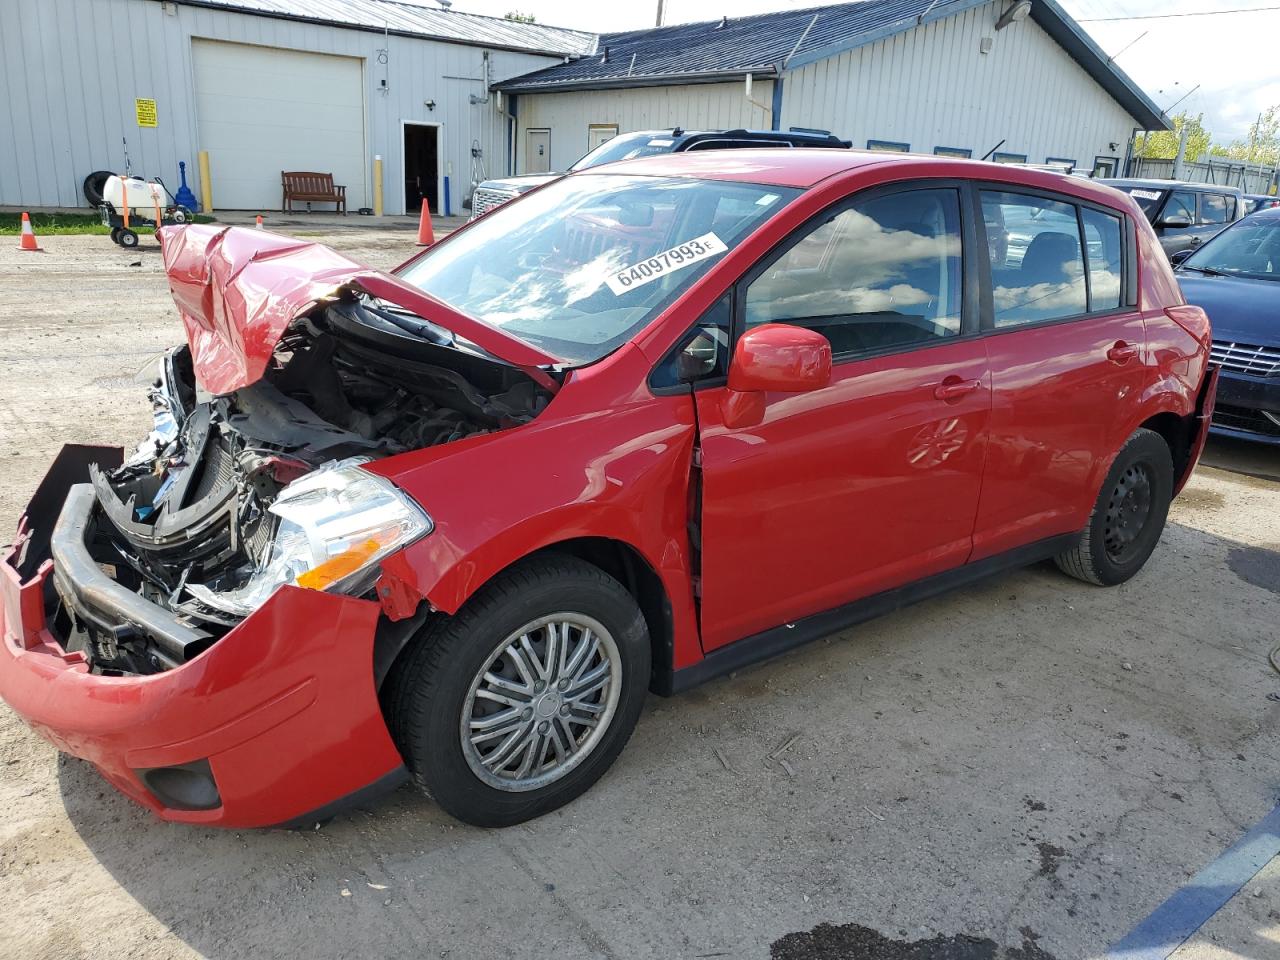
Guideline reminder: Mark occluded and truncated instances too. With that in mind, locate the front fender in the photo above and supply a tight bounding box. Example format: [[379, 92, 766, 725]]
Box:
[[367, 362, 703, 671]]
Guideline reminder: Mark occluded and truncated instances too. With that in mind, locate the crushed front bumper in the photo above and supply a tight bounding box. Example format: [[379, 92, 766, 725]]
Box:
[[0, 446, 406, 828]]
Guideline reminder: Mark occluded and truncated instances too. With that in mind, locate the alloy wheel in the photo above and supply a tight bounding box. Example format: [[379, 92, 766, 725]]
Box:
[[460, 613, 621, 792]]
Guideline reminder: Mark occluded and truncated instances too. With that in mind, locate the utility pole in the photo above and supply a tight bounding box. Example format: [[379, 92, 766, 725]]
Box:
[[1173, 124, 1189, 181], [655, 0, 665, 26]]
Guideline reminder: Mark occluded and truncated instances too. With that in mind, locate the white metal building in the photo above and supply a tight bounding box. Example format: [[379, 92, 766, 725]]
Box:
[[498, 0, 1169, 179], [0, 0, 593, 214]]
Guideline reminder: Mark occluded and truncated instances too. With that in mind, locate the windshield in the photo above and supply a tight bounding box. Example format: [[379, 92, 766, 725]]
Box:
[[569, 132, 683, 171], [1118, 186, 1165, 219], [1182, 216, 1280, 280], [398, 174, 799, 364]]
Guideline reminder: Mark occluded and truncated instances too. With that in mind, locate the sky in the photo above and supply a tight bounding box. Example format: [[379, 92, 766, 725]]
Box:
[[420, 0, 1280, 143]]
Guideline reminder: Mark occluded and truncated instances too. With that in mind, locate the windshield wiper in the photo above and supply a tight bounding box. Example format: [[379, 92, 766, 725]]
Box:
[[366, 300, 456, 346], [1180, 265, 1230, 277]]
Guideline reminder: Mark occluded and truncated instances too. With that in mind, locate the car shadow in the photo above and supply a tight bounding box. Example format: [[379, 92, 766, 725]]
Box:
[[53, 517, 1280, 960]]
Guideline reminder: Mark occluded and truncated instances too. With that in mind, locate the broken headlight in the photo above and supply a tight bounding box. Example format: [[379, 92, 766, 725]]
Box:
[[186, 459, 432, 617]]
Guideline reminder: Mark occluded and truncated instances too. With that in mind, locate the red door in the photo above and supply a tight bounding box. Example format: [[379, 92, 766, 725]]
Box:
[[690, 184, 991, 652], [970, 191, 1148, 558], [694, 343, 992, 651], [971, 314, 1147, 558]]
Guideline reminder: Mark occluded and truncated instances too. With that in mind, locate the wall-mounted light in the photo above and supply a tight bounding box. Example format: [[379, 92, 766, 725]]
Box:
[[424, 99, 436, 111], [994, 0, 1032, 31]]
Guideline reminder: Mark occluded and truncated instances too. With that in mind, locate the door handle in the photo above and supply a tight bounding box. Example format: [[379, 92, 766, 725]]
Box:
[[1107, 341, 1138, 364], [934, 376, 981, 402]]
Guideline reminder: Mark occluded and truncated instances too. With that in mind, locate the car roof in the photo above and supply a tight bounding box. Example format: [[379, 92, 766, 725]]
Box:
[[589, 149, 1149, 209], [1102, 178, 1243, 195]]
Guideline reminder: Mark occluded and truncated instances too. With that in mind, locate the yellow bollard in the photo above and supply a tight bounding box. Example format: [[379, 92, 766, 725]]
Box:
[[373, 155, 384, 217], [198, 150, 213, 213]]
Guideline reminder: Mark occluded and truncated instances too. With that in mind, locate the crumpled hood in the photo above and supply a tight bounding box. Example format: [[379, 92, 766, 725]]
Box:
[[159, 224, 558, 395]]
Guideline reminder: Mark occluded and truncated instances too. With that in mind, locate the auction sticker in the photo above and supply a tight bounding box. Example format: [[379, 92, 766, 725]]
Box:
[[606, 233, 727, 295], [1130, 189, 1162, 201]]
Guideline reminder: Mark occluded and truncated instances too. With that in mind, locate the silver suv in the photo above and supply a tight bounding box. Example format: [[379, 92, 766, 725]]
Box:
[[469, 127, 850, 219]]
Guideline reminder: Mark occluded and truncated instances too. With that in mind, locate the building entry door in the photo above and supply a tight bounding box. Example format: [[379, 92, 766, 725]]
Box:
[[404, 122, 439, 214], [527, 129, 551, 174]]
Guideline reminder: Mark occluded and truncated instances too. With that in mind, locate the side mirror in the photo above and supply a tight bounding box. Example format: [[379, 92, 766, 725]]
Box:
[[1159, 215, 1193, 229], [1170, 249, 1195, 267], [722, 324, 832, 428]]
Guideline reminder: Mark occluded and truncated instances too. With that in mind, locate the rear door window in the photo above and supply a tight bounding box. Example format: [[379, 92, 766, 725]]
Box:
[[1200, 193, 1229, 225], [1081, 208, 1123, 311], [980, 191, 1086, 326], [1163, 191, 1196, 223]]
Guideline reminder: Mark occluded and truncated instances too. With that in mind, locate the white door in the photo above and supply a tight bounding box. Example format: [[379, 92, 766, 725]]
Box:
[[587, 124, 618, 152], [192, 40, 365, 211], [526, 129, 551, 174]]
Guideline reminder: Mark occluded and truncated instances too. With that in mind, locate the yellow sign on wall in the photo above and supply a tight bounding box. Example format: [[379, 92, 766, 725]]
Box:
[[135, 98, 158, 127]]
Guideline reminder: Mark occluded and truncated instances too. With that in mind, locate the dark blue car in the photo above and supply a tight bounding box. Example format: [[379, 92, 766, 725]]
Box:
[[1174, 207, 1280, 443]]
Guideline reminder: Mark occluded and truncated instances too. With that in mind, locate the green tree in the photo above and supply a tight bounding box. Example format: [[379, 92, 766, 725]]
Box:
[[1209, 106, 1280, 166], [1134, 112, 1213, 162], [504, 11, 536, 22]]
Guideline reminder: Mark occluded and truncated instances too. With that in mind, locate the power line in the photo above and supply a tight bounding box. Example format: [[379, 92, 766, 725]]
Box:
[[1079, 5, 1280, 22]]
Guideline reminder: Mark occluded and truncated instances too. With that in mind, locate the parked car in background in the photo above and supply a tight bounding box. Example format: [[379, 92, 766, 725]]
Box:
[[1242, 193, 1280, 216], [1173, 207, 1280, 443], [2, 152, 1213, 830], [468, 127, 851, 218], [1101, 178, 1244, 258]]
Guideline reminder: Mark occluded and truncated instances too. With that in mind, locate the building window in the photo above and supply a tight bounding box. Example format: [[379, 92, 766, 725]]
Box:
[[992, 151, 1028, 164], [934, 146, 972, 158], [1092, 156, 1119, 177], [1045, 157, 1076, 171], [867, 139, 910, 153]]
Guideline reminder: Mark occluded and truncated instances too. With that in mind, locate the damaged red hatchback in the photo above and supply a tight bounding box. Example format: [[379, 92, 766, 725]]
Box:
[[1, 152, 1215, 828]]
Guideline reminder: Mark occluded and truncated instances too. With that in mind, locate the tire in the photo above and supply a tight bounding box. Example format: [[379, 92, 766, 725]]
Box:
[[82, 170, 115, 207], [172, 206, 192, 224], [383, 554, 651, 827], [117, 229, 139, 249], [109, 227, 121, 244], [1054, 428, 1173, 586]]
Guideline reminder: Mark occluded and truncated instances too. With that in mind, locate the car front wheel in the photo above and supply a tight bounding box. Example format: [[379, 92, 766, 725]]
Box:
[[1055, 427, 1173, 586], [383, 554, 651, 827]]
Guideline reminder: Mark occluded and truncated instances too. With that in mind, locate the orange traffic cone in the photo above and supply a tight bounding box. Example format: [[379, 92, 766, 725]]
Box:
[[416, 202, 434, 246], [255, 215, 264, 230], [18, 212, 42, 252]]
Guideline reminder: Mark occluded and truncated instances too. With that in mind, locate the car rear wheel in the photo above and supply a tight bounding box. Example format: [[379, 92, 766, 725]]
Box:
[[383, 554, 650, 827], [1054, 428, 1173, 586]]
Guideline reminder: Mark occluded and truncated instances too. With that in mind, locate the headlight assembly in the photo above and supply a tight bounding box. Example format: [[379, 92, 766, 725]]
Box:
[[187, 459, 432, 617]]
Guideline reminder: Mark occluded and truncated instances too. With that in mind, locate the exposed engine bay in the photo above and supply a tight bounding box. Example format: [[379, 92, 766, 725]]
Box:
[[73, 296, 551, 674]]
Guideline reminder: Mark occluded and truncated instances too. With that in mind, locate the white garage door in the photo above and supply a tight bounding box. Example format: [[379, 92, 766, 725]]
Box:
[[192, 40, 365, 211]]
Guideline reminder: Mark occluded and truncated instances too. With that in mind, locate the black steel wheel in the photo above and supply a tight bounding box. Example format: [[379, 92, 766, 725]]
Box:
[[1055, 428, 1173, 586], [118, 229, 139, 249]]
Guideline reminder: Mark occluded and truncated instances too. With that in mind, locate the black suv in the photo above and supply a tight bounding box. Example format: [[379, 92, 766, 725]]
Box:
[[468, 127, 851, 219], [1100, 178, 1245, 258]]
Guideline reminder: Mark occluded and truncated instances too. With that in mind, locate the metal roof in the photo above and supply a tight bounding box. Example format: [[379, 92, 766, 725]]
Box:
[[165, 0, 597, 56], [494, 0, 1168, 131]]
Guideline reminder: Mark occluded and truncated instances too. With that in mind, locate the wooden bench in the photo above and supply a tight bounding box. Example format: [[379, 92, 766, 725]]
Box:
[[281, 171, 347, 214]]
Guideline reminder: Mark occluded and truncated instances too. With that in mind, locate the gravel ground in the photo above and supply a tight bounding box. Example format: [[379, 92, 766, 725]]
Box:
[[1, 228, 1277, 960]]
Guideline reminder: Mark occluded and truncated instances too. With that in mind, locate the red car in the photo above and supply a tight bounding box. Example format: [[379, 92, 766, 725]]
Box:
[[1, 151, 1215, 829]]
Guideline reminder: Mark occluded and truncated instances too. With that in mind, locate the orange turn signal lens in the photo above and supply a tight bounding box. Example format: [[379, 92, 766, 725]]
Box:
[[295, 538, 383, 591]]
